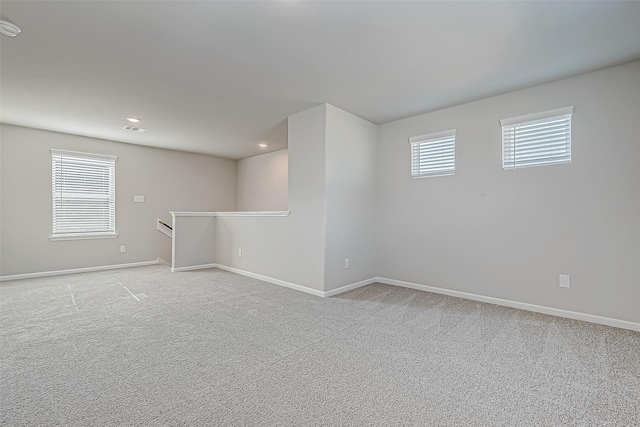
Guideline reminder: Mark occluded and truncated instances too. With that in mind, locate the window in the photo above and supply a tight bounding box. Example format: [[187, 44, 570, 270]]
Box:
[[51, 149, 117, 240], [501, 106, 573, 170], [409, 129, 455, 178]]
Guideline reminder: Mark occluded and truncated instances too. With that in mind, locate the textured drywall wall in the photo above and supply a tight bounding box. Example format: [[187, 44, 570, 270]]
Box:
[[215, 105, 327, 291], [172, 216, 216, 270], [237, 149, 288, 211], [216, 104, 379, 293], [324, 105, 378, 291], [0, 124, 236, 276], [376, 61, 640, 323]]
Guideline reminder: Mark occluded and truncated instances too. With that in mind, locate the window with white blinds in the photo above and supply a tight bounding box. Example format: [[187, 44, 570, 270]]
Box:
[[501, 106, 573, 170], [409, 129, 455, 178], [51, 149, 117, 240]]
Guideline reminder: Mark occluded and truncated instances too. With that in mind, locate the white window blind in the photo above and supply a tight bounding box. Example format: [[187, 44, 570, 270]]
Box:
[[501, 106, 573, 170], [51, 149, 117, 239], [409, 129, 455, 178]]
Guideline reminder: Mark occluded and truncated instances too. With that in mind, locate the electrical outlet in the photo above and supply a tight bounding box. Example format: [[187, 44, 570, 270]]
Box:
[[120, 246, 126, 253], [133, 195, 145, 203], [559, 274, 570, 288], [238, 249, 242, 257], [344, 258, 350, 269]]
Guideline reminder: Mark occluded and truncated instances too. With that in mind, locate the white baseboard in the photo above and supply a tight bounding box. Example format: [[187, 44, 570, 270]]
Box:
[[211, 264, 377, 298], [171, 263, 218, 273], [176, 265, 639, 331], [11, 259, 634, 331], [376, 277, 640, 332], [0, 260, 160, 282], [156, 257, 171, 267], [324, 278, 378, 297], [211, 263, 326, 297]]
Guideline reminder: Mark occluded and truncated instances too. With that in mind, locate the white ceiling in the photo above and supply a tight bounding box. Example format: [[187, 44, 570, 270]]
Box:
[[1, 1, 639, 160]]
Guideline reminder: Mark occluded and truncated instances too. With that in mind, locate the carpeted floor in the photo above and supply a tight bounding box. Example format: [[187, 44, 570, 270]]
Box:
[[1, 265, 638, 426]]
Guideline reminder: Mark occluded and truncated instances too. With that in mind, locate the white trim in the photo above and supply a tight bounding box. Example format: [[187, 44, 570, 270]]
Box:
[[51, 148, 117, 162], [500, 106, 573, 127], [172, 262, 374, 298], [171, 263, 218, 273], [411, 171, 455, 180], [156, 219, 172, 238], [211, 264, 375, 298], [169, 263, 640, 330], [0, 260, 159, 282], [211, 264, 325, 297], [50, 232, 118, 241], [408, 128, 456, 144], [3, 259, 635, 331], [156, 257, 171, 266], [323, 278, 378, 297], [171, 211, 290, 217], [214, 211, 290, 217], [171, 212, 218, 217], [376, 277, 640, 332], [171, 215, 176, 269]]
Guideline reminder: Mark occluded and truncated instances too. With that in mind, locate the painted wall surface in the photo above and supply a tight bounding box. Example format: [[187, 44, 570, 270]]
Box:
[[215, 105, 327, 291], [237, 149, 288, 211], [376, 61, 640, 323], [324, 105, 378, 291], [0, 124, 236, 276], [172, 216, 216, 270]]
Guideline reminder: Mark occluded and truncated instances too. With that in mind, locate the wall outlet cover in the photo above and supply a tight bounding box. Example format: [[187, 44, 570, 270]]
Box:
[[559, 274, 570, 288]]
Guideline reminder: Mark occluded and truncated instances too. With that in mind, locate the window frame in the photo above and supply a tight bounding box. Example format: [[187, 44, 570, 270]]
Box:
[[500, 106, 573, 171], [408, 129, 456, 179], [50, 149, 118, 241]]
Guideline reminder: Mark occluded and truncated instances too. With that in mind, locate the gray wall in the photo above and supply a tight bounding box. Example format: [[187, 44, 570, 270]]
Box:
[[3, 62, 638, 324], [172, 216, 216, 270], [0, 124, 236, 276], [215, 104, 379, 293], [237, 149, 288, 211], [377, 61, 640, 323], [324, 105, 378, 291], [215, 105, 327, 291]]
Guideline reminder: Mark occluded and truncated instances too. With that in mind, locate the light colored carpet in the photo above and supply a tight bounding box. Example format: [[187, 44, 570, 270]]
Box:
[[1, 265, 638, 426]]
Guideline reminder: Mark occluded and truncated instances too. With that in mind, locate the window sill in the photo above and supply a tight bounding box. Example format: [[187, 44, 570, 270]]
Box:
[[50, 233, 118, 241], [412, 172, 455, 179]]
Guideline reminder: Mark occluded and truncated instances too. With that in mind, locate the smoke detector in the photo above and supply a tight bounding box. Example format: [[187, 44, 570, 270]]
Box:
[[0, 20, 21, 37], [123, 125, 147, 133]]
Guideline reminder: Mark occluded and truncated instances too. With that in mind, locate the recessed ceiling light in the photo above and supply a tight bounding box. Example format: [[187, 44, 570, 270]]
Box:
[[126, 117, 141, 123], [0, 20, 21, 37], [259, 143, 268, 148]]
